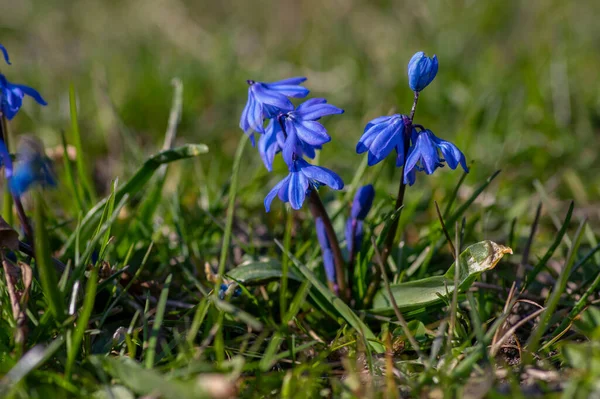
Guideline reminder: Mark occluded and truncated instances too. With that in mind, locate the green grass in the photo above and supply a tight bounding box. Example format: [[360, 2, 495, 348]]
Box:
[[1, 0, 600, 397]]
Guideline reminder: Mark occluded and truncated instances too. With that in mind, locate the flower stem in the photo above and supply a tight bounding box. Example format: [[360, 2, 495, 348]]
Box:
[[365, 91, 420, 306], [381, 91, 419, 263], [308, 189, 349, 302], [347, 218, 358, 297]]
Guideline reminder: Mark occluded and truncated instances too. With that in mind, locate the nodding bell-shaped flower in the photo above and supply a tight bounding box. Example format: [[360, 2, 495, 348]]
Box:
[[240, 77, 309, 145], [0, 44, 10, 65], [407, 51, 438, 92], [403, 129, 468, 185], [0, 74, 47, 120], [356, 114, 410, 166], [315, 217, 336, 285], [264, 158, 344, 212]]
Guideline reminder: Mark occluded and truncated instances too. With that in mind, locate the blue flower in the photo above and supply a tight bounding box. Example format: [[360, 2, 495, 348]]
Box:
[[0, 140, 13, 178], [0, 74, 47, 120], [315, 217, 336, 284], [345, 185, 375, 255], [356, 114, 409, 166], [403, 129, 468, 185], [281, 98, 343, 150], [240, 77, 309, 145], [407, 51, 439, 92], [8, 137, 56, 196], [264, 158, 344, 211], [0, 44, 10, 65]]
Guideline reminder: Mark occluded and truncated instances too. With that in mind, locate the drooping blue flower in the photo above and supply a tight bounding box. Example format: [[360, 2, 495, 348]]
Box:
[[8, 137, 56, 196], [259, 118, 320, 172], [281, 98, 343, 150], [345, 184, 375, 255], [0, 74, 47, 120], [407, 51, 439, 92], [0, 44, 10, 65], [315, 217, 336, 285], [356, 114, 410, 166], [403, 129, 468, 185], [264, 158, 344, 212], [240, 77, 309, 145]]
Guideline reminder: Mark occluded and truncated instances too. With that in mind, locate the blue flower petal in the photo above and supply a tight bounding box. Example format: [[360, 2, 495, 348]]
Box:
[[408, 52, 438, 92], [258, 120, 281, 171], [269, 77, 307, 86], [264, 176, 289, 212], [251, 84, 294, 112], [366, 121, 404, 166], [0, 44, 10, 65], [293, 120, 330, 146], [295, 98, 344, 120], [265, 84, 310, 98], [431, 133, 469, 172], [10, 84, 47, 106], [364, 115, 396, 132], [288, 170, 309, 210], [300, 161, 344, 190]]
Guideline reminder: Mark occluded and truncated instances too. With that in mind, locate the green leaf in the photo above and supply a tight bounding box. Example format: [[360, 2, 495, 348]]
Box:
[[93, 356, 212, 399], [60, 144, 208, 255], [372, 241, 512, 314], [226, 260, 302, 285]]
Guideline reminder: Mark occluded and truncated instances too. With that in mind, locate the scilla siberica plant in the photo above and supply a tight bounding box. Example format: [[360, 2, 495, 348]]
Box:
[[240, 51, 468, 303]]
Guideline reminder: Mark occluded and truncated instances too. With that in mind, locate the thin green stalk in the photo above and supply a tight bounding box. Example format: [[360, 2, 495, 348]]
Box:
[[33, 192, 65, 320], [216, 135, 248, 286], [525, 218, 586, 363], [69, 84, 96, 205], [280, 208, 293, 320], [66, 264, 99, 379], [145, 274, 172, 368]]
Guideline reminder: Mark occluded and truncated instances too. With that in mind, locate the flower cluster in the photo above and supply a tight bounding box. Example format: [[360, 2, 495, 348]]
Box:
[[356, 52, 468, 185], [240, 77, 344, 211]]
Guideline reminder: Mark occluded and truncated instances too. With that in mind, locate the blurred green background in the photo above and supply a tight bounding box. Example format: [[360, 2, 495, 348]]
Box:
[[1, 0, 599, 225]]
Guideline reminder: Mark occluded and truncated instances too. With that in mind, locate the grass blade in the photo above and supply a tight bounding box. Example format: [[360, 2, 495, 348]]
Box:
[[69, 84, 96, 205], [33, 192, 65, 320], [145, 274, 172, 368]]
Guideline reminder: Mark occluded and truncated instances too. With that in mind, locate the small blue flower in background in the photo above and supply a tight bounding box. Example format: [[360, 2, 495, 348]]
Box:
[[264, 158, 344, 212], [356, 114, 409, 166], [218, 283, 242, 300], [240, 77, 309, 145], [407, 51, 438, 92], [0, 74, 47, 120], [404, 129, 468, 185], [0, 44, 11, 65], [315, 217, 336, 285], [345, 184, 375, 255], [8, 137, 56, 196]]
